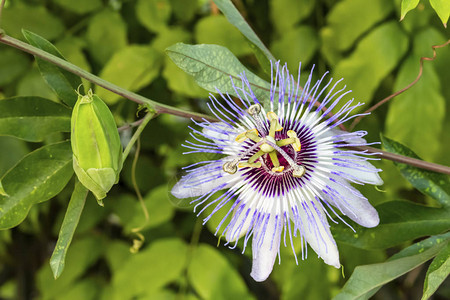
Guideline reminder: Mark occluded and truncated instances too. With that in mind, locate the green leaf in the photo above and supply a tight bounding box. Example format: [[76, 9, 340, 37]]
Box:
[[17, 67, 58, 101], [333, 200, 450, 249], [271, 26, 318, 72], [0, 137, 28, 178], [50, 180, 88, 279], [422, 242, 450, 299], [2, 5, 64, 40], [0, 48, 29, 86], [136, 0, 171, 33], [212, 0, 276, 67], [169, 0, 197, 22], [401, 0, 421, 20], [429, 0, 450, 26], [86, 9, 128, 65], [23, 30, 83, 107], [195, 15, 253, 57], [37, 237, 104, 299], [334, 232, 450, 300], [381, 135, 450, 208], [112, 238, 188, 299], [53, 0, 102, 14], [96, 45, 162, 105], [0, 141, 73, 229], [270, 0, 315, 33], [188, 244, 254, 300], [165, 43, 271, 105], [333, 22, 408, 109], [0, 97, 71, 142], [385, 53, 445, 160], [320, 0, 394, 65]]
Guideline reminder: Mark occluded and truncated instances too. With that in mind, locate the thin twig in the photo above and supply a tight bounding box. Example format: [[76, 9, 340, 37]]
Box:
[[122, 112, 155, 162], [349, 40, 450, 131], [118, 118, 145, 132]]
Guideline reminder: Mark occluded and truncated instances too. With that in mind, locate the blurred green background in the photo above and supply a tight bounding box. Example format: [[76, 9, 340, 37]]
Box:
[[0, 0, 449, 299]]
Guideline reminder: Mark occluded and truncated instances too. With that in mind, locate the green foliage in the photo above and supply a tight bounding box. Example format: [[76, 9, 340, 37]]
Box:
[[0, 97, 70, 142], [0, 0, 449, 299]]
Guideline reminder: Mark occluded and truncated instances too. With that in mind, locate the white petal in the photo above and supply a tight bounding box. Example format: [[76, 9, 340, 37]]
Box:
[[225, 202, 255, 243], [333, 158, 384, 186], [321, 175, 379, 228], [171, 161, 236, 199], [250, 213, 282, 282], [294, 200, 340, 268], [202, 122, 237, 143]]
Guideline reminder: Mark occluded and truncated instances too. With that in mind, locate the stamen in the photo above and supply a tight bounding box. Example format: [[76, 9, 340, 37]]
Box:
[[267, 111, 283, 138], [223, 140, 265, 174], [269, 151, 280, 167], [264, 139, 305, 178], [287, 130, 301, 151], [238, 162, 262, 168], [248, 150, 264, 163]]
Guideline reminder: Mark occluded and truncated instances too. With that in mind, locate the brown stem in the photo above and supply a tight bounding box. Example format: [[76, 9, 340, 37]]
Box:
[[349, 40, 450, 131]]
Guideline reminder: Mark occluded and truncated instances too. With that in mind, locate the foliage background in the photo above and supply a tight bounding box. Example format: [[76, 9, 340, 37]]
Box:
[[0, 0, 449, 299]]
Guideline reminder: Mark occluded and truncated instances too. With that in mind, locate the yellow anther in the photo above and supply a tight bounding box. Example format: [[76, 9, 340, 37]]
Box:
[[292, 165, 305, 178], [223, 161, 238, 174], [235, 132, 248, 143], [245, 128, 261, 142], [247, 104, 261, 115], [267, 112, 283, 137], [267, 111, 278, 120], [272, 166, 284, 173], [287, 130, 301, 152], [238, 162, 262, 169]]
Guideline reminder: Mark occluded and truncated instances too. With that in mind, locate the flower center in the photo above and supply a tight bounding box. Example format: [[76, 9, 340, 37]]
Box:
[[222, 104, 305, 178]]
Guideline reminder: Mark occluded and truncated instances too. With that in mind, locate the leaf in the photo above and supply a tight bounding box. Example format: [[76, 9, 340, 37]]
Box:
[[50, 181, 88, 279], [96, 45, 162, 105], [165, 43, 271, 105], [320, 0, 394, 65], [401, 0, 421, 20], [0, 97, 71, 142], [188, 244, 254, 300], [429, 0, 450, 26], [0, 48, 29, 86], [112, 238, 188, 299], [332, 200, 450, 249], [212, 0, 276, 68], [0, 141, 73, 229], [23, 30, 83, 107], [195, 15, 253, 57], [2, 5, 64, 40], [381, 135, 450, 208], [53, 0, 103, 14], [269, 0, 315, 33], [136, 0, 171, 33], [334, 232, 450, 300], [333, 22, 408, 109], [86, 9, 128, 65], [385, 55, 445, 160], [422, 242, 450, 299], [271, 26, 318, 72]]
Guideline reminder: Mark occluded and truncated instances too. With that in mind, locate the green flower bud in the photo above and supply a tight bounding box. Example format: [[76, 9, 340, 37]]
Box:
[[71, 90, 122, 205]]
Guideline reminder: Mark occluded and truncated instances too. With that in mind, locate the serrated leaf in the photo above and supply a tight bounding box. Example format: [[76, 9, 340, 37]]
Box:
[[213, 0, 276, 70], [165, 43, 271, 105], [0, 97, 71, 142], [96, 45, 162, 105], [429, 0, 450, 26], [423, 242, 450, 299], [50, 180, 88, 279], [332, 200, 450, 249], [23, 30, 83, 107], [0, 141, 73, 229], [381, 135, 450, 208], [333, 22, 408, 109], [401, 0, 421, 20], [334, 232, 450, 300], [112, 239, 188, 299], [188, 244, 254, 299]]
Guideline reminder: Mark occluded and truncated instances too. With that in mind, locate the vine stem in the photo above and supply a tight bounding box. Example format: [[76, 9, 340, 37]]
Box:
[[0, 33, 449, 175], [0, 33, 217, 122], [349, 40, 450, 131], [122, 111, 155, 162]]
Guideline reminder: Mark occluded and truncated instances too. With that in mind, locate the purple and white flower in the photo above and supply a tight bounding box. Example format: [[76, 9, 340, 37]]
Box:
[[171, 62, 383, 282]]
